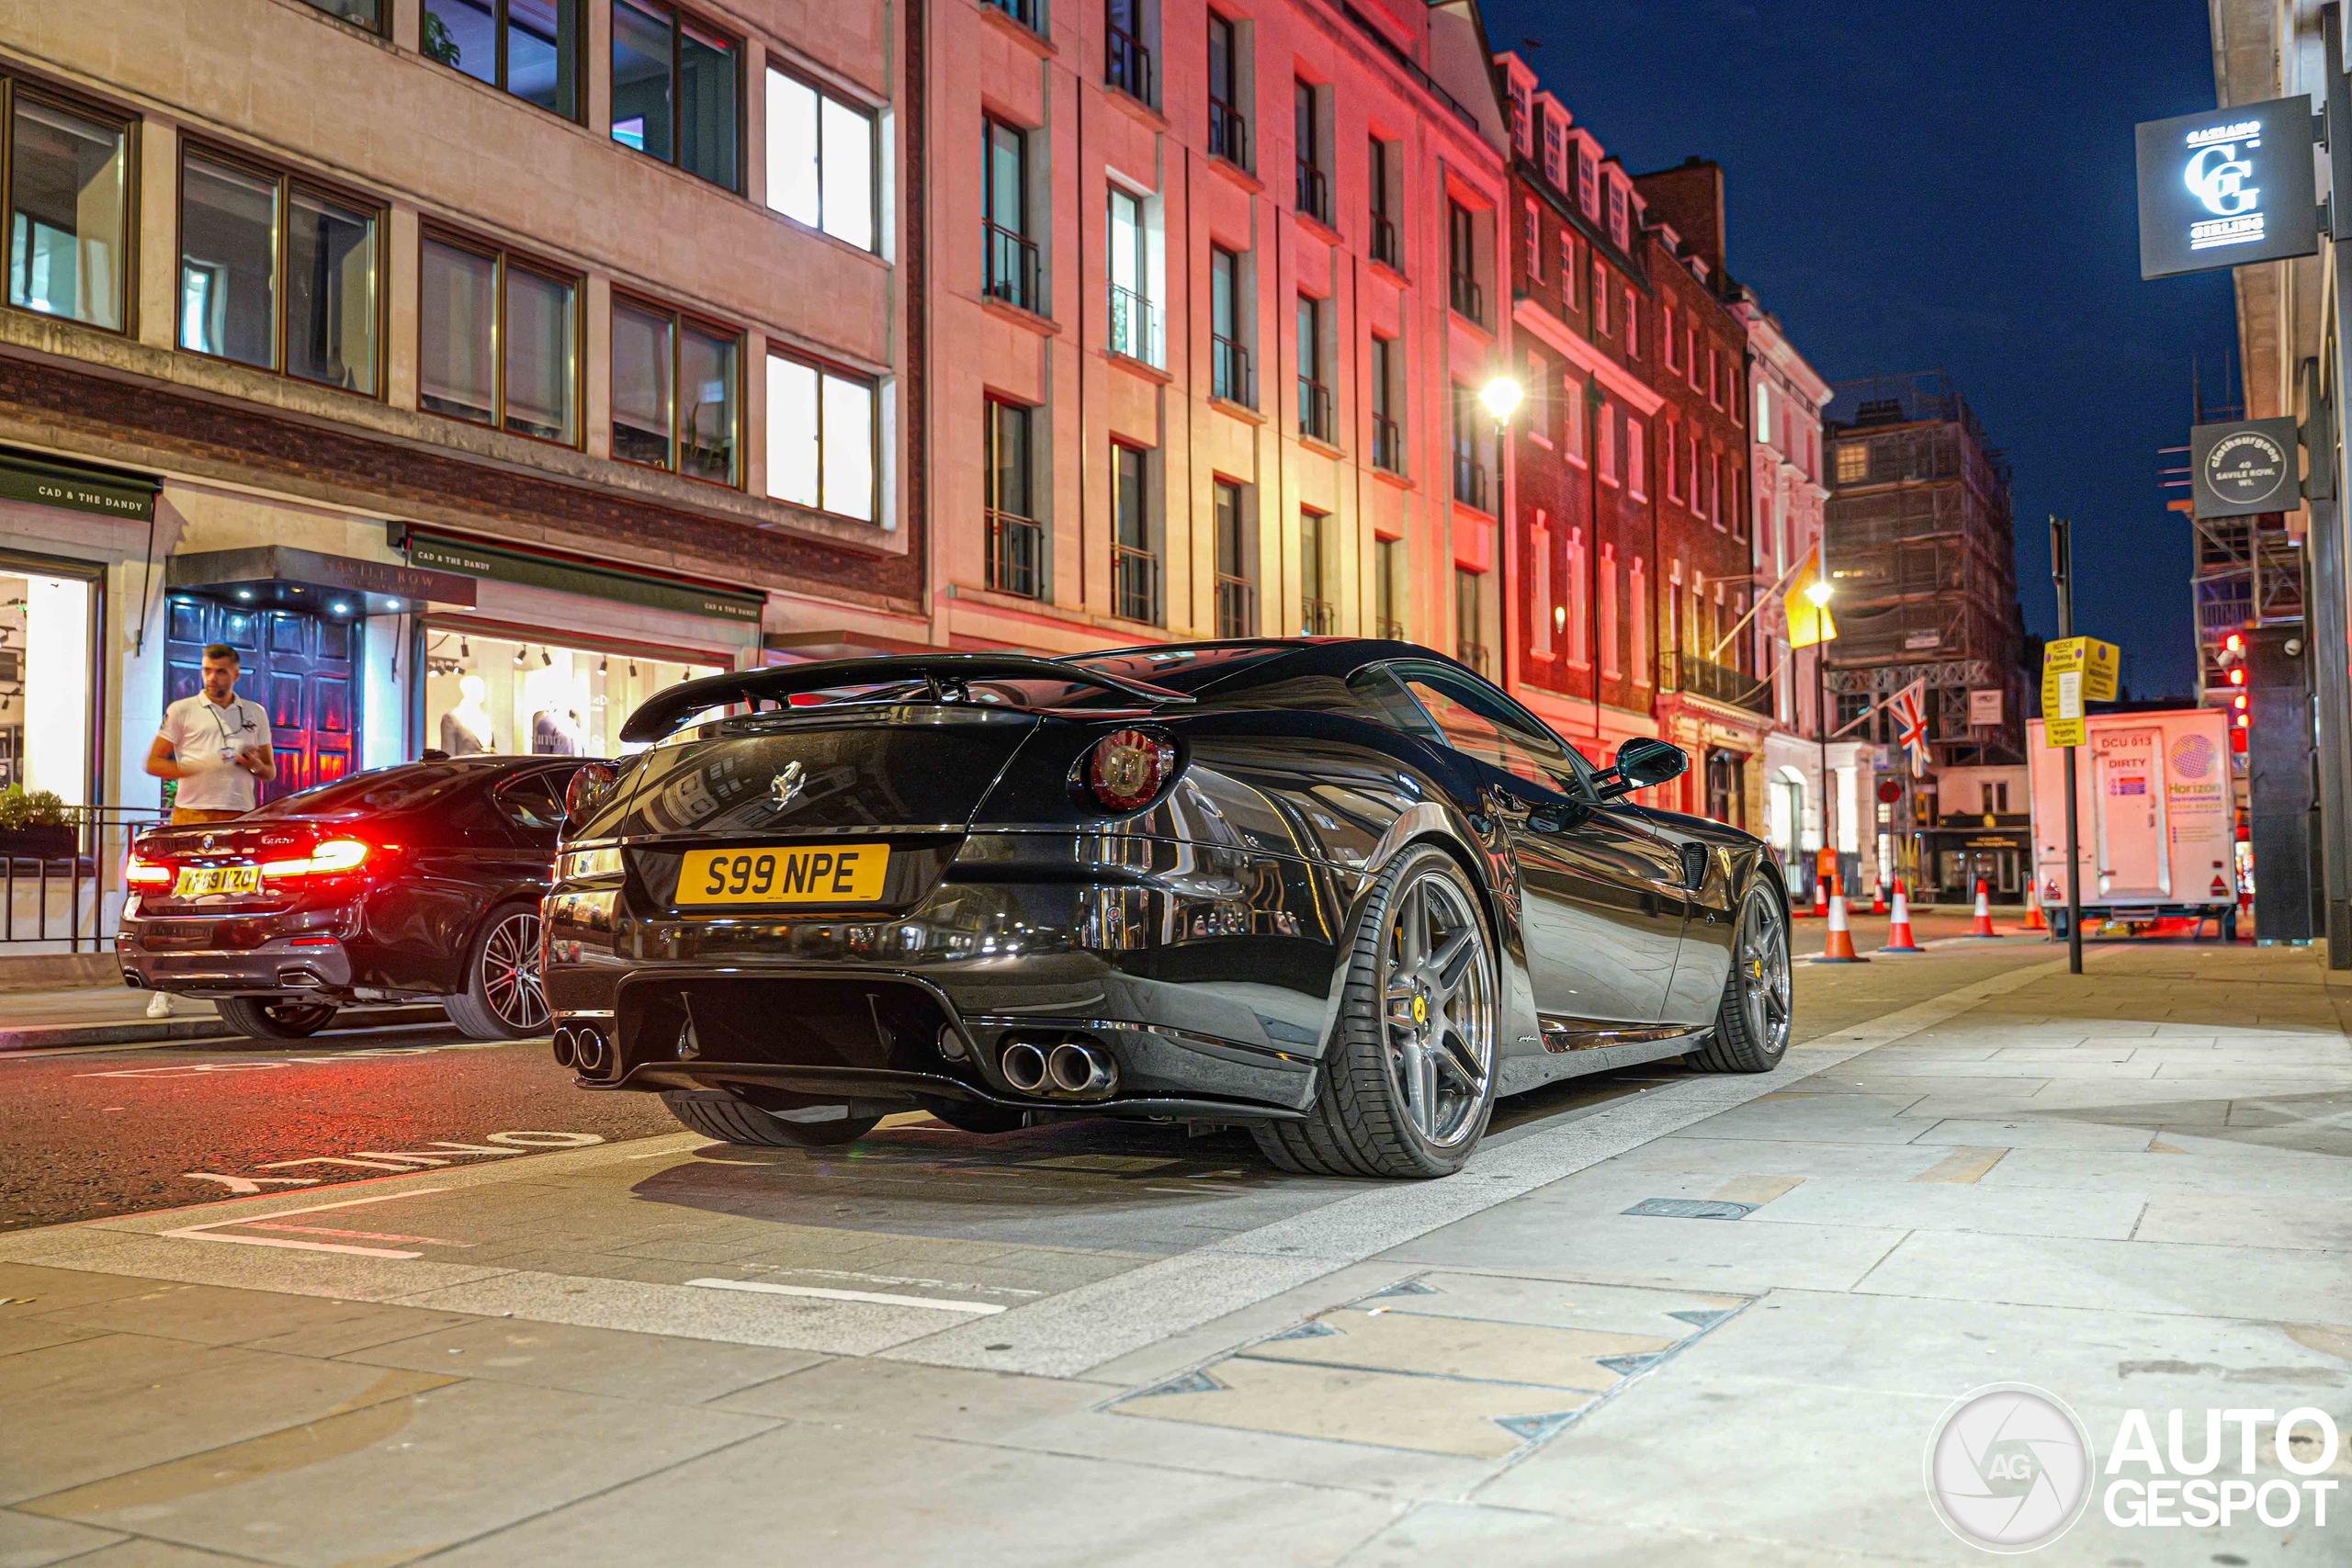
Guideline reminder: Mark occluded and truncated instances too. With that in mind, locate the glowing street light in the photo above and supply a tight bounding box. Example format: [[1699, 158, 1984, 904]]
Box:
[[1478, 376, 1523, 425], [1805, 577, 1834, 608]]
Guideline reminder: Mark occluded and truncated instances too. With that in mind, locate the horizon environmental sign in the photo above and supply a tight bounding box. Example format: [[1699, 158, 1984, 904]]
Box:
[[2137, 97, 2319, 279]]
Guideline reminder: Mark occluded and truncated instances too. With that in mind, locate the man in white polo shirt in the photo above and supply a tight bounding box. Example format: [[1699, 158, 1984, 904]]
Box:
[[147, 643, 275, 825]]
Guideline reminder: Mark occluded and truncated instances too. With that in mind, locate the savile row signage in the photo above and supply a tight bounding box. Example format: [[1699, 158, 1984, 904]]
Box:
[[2190, 417, 2302, 517], [2137, 97, 2319, 279]]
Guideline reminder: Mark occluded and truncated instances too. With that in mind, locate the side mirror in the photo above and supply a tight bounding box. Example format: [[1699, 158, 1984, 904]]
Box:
[[1593, 738, 1687, 801]]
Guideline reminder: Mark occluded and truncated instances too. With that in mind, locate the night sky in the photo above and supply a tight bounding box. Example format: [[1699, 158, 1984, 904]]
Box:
[[1484, 0, 2240, 698]]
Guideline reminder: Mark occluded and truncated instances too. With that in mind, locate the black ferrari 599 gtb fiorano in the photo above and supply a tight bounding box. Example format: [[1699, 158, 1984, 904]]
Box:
[[541, 640, 1792, 1178]]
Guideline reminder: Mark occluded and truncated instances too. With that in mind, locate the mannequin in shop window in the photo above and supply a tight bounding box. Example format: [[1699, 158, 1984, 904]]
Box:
[[439, 674, 494, 756], [531, 706, 584, 756]]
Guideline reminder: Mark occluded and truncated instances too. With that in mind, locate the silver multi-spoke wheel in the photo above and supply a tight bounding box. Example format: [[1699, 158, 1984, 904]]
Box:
[[1251, 847, 1499, 1178], [481, 909, 548, 1032], [1380, 871, 1495, 1148], [1693, 884, 1792, 1072]]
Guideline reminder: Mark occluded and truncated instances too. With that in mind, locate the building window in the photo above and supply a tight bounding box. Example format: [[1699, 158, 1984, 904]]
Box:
[[1211, 245, 1251, 405], [419, 234, 579, 444], [1707, 450, 1723, 528], [1207, 12, 1247, 167], [1294, 81, 1329, 221], [1729, 465, 1747, 540], [1596, 397, 1615, 487], [1663, 417, 1680, 501], [1107, 0, 1153, 101], [6, 89, 130, 333], [982, 118, 1039, 312], [985, 398, 1039, 597], [765, 350, 876, 521], [1447, 201, 1482, 322], [1590, 259, 1607, 334], [1543, 116, 1565, 189], [1630, 556, 1649, 685], [1754, 378, 1772, 437], [1454, 568, 1487, 673], [1687, 325, 1700, 389], [1299, 506, 1331, 633], [1108, 186, 1160, 365], [1214, 478, 1254, 635], [765, 68, 876, 251], [1623, 287, 1637, 356], [1368, 136, 1400, 269], [1522, 198, 1541, 281], [1625, 419, 1645, 502], [423, 0, 581, 118], [1451, 382, 1487, 511], [1563, 375, 1586, 467], [1112, 441, 1159, 624], [611, 0, 738, 191], [981, 0, 1042, 31], [1576, 145, 1596, 218], [1530, 514, 1551, 656], [1509, 81, 1530, 155], [1375, 536, 1405, 640], [1687, 431, 1702, 513], [180, 149, 379, 393], [1709, 346, 1722, 408], [1599, 543, 1619, 678], [302, 0, 385, 28], [1836, 442, 1866, 485], [610, 297, 737, 483], [1607, 176, 1628, 249], [1295, 294, 1330, 442], [1662, 302, 1677, 369], [1371, 333, 1401, 472]]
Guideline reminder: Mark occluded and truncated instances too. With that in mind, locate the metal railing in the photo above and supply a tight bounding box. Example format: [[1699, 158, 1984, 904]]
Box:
[[1109, 284, 1161, 365], [1106, 24, 1151, 100], [982, 0, 1042, 29], [1665, 650, 1773, 715], [984, 222, 1041, 312], [1215, 575, 1257, 637], [1372, 412, 1402, 472], [1299, 596, 1336, 635], [1452, 451, 1487, 511], [1370, 212, 1400, 270], [987, 509, 1042, 597], [1209, 96, 1249, 167], [1375, 616, 1407, 641], [0, 804, 164, 951], [1449, 270, 1483, 323], [1212, 334, 1253, 406], [1295, 161, 1329, 222], [1455, 640, 1490, 675], [1113, 543, 1160, 625], [1297, 376, 1332, 442]]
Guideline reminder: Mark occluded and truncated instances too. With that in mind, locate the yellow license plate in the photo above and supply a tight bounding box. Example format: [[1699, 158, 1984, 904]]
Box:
[[174, 865, 260, 897], [674, 844, 890, 907]]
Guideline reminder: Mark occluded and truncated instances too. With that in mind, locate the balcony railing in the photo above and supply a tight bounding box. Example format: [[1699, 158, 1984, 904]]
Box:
[[1449, 270, 1483, 323], [1374, 616, 1407, 641], [0, 805, 162, 951], [1452, 450, 1487, 511], [1113, 542, 1160, 625], [1212, 334, 1253, 406], [1295, 161, 1329, 223], [1372, 412, 1401, 472], [1665, 650, 1773, 715], [1215, 574, 1257, 637], [987, 509, 1042, 598], [1300, 596, 1336, 635], [984, 223, 1041, 313], [1455, 640, 1491, 675], [982, 0, 1042, 28], [1109, 285, 1161, 366], [1370, 212, 1400, 270], [1106, 24, 1151, 100], [1209, 96, 1249, 167], [1297, 376, 1332, 442]]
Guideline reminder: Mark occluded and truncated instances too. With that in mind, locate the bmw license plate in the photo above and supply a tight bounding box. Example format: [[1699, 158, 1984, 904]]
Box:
[[173, 865, 261, 898], [673, 845, 889, 907]]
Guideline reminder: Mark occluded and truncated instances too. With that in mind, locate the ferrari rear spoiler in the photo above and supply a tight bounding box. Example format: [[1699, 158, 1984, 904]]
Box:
[[618, 654, 1195, 742]]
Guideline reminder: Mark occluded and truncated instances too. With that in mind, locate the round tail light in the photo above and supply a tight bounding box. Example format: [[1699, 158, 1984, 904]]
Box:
[[565, 762, 619, 826], [1086, 728, 1177, 813]]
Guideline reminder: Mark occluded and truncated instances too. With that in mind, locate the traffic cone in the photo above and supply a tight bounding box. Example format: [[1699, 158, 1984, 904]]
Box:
[[1967, 878, 1999, 938], [1870, 878, 1888, 916], [1801, 874, 1827, 919], [1882, 879, 1923, 953], [2020, 882, 2047, 932], [1813, 876, 1870, 963]]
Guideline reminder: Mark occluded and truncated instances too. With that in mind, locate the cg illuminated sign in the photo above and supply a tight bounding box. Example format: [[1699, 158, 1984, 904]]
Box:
[[2137, 98, 2318, 279]]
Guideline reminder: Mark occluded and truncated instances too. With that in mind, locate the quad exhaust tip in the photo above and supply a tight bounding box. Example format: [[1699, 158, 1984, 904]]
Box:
[[550, 1027, 577, 1069], [556, 1024, 608, 1077], [999, 1039, 1048, 1093], [998, 1035, 1117, 1100]]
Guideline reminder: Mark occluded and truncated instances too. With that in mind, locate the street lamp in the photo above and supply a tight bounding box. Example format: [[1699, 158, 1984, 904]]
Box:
[[1477, 376, 1523, 425], [1807, 575, 1835, 896], [1478, 377, 1521, 681]]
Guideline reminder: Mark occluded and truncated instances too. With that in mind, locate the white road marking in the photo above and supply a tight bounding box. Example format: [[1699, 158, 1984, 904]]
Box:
[[162, 1188, 452, 1259], [243, 1222, 472, 1247], [181, 1173, 320, 1194], [684, 1277, 1008, 1315]]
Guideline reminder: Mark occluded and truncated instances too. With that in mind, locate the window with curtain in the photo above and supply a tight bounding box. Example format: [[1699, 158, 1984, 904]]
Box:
[[765, 68, 875, 251], [610, 297, 738, 483], [765, 351, 876, 522], [422, 0, 580, 118], [6, 91, 130, 333], [180, 149, 379, 394], [419, 235, 578, 443]]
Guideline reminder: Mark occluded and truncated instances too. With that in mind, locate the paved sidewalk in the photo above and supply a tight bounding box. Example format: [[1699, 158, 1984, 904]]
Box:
[[0, 942, 2344, 1566]]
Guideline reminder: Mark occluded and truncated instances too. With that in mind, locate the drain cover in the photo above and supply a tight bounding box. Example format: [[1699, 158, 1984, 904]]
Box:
[[1623, 1198, 1756, 1221]]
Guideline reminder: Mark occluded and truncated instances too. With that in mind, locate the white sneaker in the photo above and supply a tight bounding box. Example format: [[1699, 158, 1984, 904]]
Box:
[[144, 992, 175, 1020]]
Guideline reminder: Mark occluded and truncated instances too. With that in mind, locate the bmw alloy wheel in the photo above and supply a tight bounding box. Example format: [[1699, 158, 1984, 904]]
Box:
[[481, 909, 548, 1033], [1380, 870, 1496, 1148]]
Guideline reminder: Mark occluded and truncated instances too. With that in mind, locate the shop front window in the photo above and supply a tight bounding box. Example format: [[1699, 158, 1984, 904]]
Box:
[[0, 560, 96, 804], [421, 629, 721, 759]]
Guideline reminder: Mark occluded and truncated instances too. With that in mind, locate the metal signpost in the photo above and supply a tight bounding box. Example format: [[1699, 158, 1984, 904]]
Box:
[[2043, 519, 2120, 976]]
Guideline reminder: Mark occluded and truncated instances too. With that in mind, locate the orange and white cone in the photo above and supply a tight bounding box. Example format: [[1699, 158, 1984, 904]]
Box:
[[1802, 874, 1827, 919], [2020, 881, 2047, 932], [1882, 879, 1923, 953], [1967, 878, 1999, 938], [1870, 878, 1888, 916], [1813, 875, 1870, 963]]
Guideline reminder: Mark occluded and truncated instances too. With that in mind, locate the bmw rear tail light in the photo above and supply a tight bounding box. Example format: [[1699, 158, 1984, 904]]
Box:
[[125, 854, 174, 887], [566, 762, 619, 827], [260, 838, 374, 879], [1086, 728, 1178, 813]]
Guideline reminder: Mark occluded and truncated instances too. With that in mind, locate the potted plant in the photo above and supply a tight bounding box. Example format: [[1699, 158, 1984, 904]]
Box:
[[0, 787, 76, 863]]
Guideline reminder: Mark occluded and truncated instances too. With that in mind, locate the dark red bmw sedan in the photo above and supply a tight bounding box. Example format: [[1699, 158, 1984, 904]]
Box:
[[118, 757, 588, 1040]]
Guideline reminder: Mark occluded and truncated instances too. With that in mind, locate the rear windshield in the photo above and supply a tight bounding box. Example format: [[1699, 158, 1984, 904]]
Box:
[[247, 763, 480, 818], [761, 647, 1295, 714], [1067, 645, 1295, 694]]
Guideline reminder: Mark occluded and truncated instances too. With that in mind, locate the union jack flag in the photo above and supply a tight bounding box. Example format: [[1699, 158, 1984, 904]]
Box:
[[1890, 680, 1930, 778]]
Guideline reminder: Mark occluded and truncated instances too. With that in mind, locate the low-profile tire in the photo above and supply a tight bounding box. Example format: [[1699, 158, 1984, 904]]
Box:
[[1250, 844, 1498, 1179], [1688, 884, 1792, 1073], [926, 1100, 1034, 1134], [662, 1089, 883, 1147], [443, 902, 548, 1041], [215, 996, 339, 1040]]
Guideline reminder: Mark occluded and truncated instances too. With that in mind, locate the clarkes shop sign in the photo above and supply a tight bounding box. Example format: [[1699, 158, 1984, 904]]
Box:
[[2137, 98, 2319, 279]]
